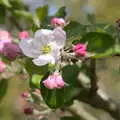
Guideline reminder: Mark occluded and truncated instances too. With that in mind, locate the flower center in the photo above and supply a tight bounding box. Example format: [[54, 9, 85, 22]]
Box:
[[41, 45, 51, 54]]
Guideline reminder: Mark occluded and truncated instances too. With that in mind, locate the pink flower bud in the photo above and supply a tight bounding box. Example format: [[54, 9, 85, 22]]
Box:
[[51, 18, 65, 28], [0, 30, 12, 43], [75, 49, 87, 56], [43, 73, 65, 89], [19, 31, 29, 39], [54, 73, 65, 88], [2, 43, 21, 60], [24, 108, 33, 115], [73, 43, 87, 56], [21, 92, 30, 99], [0, 61, 6, 73]]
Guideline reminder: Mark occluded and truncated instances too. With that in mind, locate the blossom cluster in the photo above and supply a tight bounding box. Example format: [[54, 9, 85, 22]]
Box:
[[0, 30, 29, 72]]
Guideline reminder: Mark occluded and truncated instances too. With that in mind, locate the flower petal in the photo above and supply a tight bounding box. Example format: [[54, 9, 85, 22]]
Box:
[[33, 54, 55, 66], [34, 29, 54, 48], [52, 27, 66, 49], [19, 38, 41, 58], [49, 42, 60, 62]]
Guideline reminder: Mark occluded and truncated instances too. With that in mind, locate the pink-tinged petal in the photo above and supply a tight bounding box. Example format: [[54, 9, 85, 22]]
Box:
[[43, 76, 58, 89], [51, 18, 65, 28], [73, 43, 87, 56], [72, 43, 86, 52], [43, 73, 65, 89], [0, 42, 4, 53], [21, 92, 30, 99], [55, 75, 65, 88], [0, 30, 12, 43], [0, 61, 6, 73], [19, 31, 29, 39], [75, 49, 87, 56]]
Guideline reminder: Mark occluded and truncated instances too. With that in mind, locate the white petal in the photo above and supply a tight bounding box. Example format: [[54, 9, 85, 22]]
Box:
[[33, 54, 55, 66], [19, 38, 41, 58], [34, 29, 54, 48], [49, 42, 60, 61], [52, 27, 66, 49]]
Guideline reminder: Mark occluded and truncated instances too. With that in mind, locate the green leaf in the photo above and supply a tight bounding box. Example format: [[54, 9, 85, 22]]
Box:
[[80, 32, 115, 58], [13, 10, 32, 19], [10, 0, 27, 10], [64, 87, 80, 106], [25, 58, 49, 75], [65, 21, 87, 38], [0, 79, 8, 101], [31, 74, 43, 88], [61, 116, 80, 120], [0, 5, 6, 24], [54, 6, 66, 18], [36, 5, 48, 22], [41, 84, 65, 109], [62, 65, 80, 87]]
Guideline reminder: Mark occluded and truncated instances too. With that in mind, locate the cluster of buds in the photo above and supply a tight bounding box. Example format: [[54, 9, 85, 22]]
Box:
[[43, 72, 65, 89], [0, 30, 29, 61]]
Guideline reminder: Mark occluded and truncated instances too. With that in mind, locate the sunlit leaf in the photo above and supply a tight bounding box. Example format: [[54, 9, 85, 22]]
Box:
[[31, 74, 43, 88]]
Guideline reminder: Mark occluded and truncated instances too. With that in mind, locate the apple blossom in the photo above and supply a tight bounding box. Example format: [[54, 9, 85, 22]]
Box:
[[19, 27, 66, 66]]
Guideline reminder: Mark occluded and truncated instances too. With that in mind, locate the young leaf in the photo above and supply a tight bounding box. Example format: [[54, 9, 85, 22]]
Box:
[[80, 32, 115, 58], [41, 84, 65, 109], [30, 74, 43, 88], [36, 5, 48, 22], [54, 6, 66, 18]]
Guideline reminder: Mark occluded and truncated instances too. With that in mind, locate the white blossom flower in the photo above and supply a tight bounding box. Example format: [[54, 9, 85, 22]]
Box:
[[19, 27, 66, 66]]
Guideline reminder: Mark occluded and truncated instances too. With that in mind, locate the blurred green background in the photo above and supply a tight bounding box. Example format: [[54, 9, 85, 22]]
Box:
[[1, 0, 120, 120]]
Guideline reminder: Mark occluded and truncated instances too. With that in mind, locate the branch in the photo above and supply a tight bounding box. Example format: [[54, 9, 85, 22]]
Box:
[[89, 59, 98, 96], [77, 88, 120, 120], [68, 100, 98, 120], [62, 51, 120, 120], [9, 15, 23, 31], [7, 11, 23, 31]]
